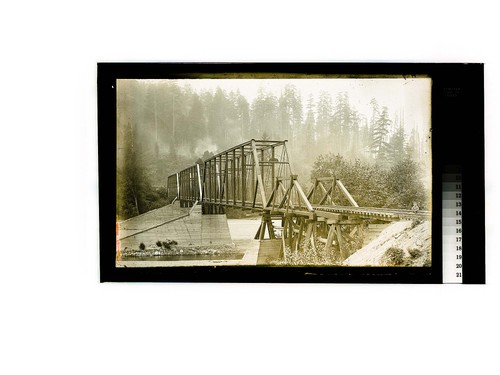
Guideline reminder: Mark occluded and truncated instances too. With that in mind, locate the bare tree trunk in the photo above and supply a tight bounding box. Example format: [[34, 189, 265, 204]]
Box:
[[131, 183, 140, 215]]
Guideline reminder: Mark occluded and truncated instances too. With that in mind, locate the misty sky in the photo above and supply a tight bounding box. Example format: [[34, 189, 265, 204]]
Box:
[[182, 78, 432, 135]]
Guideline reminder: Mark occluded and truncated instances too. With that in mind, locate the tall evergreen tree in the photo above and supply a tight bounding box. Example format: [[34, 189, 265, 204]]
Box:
[[207, 87, 231, 148], [117, 122, 155, 219], [348, 109, 362, 159], [388, 125, 406, 166], [236, 91, 250, 141], [187, 93, 205, 152], [304, 94, 316, 148], [226, 90, 250, 143], [200, 90, 214, 139], [371, 106, 392, 165], [332, 92, 356, 155], [251, 89, 278, 138], [406, 127, 421, 161], [369, 98, 380, 128], [316, 91, 333, 139], [278, 84, 303, 140]]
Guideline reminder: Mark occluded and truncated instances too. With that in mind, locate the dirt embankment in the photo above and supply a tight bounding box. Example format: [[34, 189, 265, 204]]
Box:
[[344, 220, 431, 267]]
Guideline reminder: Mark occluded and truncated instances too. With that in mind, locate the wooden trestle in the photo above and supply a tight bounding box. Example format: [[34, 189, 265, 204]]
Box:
[[166, 139, 429, 260]]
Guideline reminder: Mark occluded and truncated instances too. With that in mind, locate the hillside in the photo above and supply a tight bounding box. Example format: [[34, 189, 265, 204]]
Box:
[[343, 220, 431, 267]]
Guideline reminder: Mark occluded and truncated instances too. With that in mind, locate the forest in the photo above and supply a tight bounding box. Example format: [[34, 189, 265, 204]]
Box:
[[116, 79, 431, 220]]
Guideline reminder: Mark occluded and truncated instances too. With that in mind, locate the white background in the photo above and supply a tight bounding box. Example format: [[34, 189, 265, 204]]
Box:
[[1, 1, 498, 374]]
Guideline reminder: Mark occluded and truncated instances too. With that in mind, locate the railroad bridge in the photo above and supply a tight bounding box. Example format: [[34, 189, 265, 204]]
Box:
[[167, 139, 430, 260]]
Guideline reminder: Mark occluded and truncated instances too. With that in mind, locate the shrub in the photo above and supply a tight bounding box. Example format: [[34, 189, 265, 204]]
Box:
[[139, 242, 146, 250], [411, 219, 422, 229], [156, 241, 162, 247], [384, 247, 405, 266], [408, 248, 422, 259], [272, 239, 342, 266], [161, 239, 178, 247], [310, 154, 430, 210]]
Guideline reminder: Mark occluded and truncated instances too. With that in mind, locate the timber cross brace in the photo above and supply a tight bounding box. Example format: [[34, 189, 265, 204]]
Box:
[[166, 139, 430, 260]]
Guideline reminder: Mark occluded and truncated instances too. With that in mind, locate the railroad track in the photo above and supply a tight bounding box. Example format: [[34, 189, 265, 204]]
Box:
[[314, 205, 431, 221], [201, 201, 431, 221]]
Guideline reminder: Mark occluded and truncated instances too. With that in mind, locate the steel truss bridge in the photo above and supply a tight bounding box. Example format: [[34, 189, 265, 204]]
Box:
[[167, 139, 430, 260]]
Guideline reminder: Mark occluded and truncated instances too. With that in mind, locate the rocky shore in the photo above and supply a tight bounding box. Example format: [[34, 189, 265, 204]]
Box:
[[120, 242, 240, 258]]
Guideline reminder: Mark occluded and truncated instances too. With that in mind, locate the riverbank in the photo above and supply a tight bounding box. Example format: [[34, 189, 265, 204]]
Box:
[[116, 218, 262, 267]]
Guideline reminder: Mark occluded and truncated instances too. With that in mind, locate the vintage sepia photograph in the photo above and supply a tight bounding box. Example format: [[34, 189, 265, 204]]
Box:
[[115, 75, 432, 268]]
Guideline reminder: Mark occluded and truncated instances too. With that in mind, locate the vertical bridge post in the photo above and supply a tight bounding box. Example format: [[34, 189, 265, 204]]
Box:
[[251, 139, 267, 207]]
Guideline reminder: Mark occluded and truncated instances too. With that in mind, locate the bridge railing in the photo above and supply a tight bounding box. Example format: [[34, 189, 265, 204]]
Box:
[[178, 164, 203, 207], [167, 164, 203, 207], [167, 173, 179, 200]]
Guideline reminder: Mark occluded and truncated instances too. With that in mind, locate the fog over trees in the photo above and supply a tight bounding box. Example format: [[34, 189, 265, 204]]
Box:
[[117, 79, 431, 219]]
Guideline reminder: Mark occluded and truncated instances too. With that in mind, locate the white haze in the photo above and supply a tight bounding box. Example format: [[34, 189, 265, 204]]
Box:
[[183, 78, 432, 135]]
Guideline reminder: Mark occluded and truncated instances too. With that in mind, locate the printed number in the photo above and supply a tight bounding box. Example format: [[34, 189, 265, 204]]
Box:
[[456, 272, 462, 277], [456, 219, 462, 224], [456, 264, 462, 269], [456, 184, 461, 189], [456, 202, 462, 207], [456, 193, 462, 198], [456, 246, 462, 251], [457, 255, 462, 259], [456, 237, 462, 242], [456, 228, 462, 233], [456, 211, 462, 215], [456, 175, 461, 181]]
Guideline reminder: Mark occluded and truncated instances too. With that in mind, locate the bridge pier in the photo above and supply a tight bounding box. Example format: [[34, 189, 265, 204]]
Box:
[[202, 203, 225, 214], [179, 199, 195, 208], [254, 212, 279, 240]]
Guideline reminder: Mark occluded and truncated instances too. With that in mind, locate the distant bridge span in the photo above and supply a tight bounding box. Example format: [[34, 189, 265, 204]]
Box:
[[167, 139, 429, 260]]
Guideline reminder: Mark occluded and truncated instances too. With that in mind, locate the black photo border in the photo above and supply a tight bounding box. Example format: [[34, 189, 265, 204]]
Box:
[[98, 62, 484, 283]]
